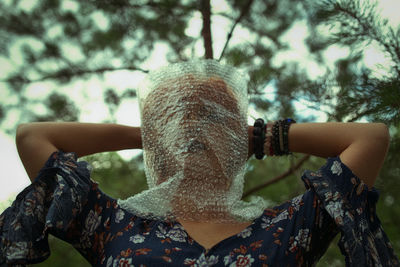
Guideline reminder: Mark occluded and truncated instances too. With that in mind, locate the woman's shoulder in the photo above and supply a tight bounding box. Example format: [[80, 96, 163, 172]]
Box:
[[0, 150, 115, 265]]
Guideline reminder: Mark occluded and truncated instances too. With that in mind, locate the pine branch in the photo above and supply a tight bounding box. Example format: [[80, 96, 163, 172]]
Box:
[[327, 1, 400, 75], [200, 0, 213, 59], [243, 155, 310, 198], [216, 12, 281, 47], [218, 0, 255, 61], [89, 0, 159, 8], [346, 105, 381, 122], [1, 66, 149, 84]]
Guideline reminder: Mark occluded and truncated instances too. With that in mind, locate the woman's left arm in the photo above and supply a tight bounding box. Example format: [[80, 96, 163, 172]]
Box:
[[288, 122, 390, 189], [248, 122, 390, 188]]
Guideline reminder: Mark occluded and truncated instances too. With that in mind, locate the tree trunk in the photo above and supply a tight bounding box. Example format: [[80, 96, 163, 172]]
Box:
[[200, 0, 213, 59]]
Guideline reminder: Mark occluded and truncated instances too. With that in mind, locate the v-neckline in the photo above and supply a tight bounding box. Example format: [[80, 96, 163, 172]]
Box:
[[173, 219, 257, 252]]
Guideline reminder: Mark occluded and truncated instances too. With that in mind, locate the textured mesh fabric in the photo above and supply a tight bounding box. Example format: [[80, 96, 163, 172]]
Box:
[[117, 59, 269, 223]]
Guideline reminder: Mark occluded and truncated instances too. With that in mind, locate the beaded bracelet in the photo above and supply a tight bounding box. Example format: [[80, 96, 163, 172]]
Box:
[[272, 121, 282, 156], [271, 119, 296, 156], [282, 118, 296, 154], [254, 118, 296, 159]]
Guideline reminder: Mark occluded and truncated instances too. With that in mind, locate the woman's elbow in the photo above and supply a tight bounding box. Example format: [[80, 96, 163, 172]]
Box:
[[373, 123, 390, 149], [16, 123, 32, 145], [367, 123, 390, 166], [16, 123, 58, 182], [15, 123, 43, 153]]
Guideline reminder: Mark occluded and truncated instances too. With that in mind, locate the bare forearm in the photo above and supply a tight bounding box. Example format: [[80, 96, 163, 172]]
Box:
[[16, 122, 142, 181], [17, 122, 142, 155], [288, 122, 388, 157], [289, 122, 389, 188], [248, 122, 390, 188]]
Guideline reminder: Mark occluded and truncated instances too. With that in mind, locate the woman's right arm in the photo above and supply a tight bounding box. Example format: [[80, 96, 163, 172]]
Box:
[[16, 122, 142, 182]]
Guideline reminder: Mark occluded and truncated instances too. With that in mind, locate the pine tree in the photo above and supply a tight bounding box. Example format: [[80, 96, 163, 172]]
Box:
[[0, 0, 398, 265]]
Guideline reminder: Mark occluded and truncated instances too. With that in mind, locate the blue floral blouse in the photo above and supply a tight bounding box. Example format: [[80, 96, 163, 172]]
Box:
[[0, 151, 398, 266]]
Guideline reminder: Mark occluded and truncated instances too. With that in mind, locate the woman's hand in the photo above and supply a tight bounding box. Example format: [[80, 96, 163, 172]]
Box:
[[16, 122, 142, 182]]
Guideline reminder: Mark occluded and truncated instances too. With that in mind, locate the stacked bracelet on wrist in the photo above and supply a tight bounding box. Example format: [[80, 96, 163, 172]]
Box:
[[253, 118, 296, 159]]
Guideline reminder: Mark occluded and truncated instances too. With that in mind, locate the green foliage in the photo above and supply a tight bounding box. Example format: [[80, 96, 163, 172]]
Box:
[[316, 235, 344, 267], [33, 93, 79, 122], [244, 155, 324, 203], [29, 236, 90, 267], [81, 152, 147, 199], [306, 0, 400, 74]]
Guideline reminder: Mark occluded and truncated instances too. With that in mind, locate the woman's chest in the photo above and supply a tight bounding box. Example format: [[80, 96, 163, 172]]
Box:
[[176, 221, 255, 250], [95, 217, 294, 267]]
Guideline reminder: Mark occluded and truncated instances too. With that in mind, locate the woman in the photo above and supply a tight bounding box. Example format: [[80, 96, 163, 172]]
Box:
[[0, 60, 398, 266]]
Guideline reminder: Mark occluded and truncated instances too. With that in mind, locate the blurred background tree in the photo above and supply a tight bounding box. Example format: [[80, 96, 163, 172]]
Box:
[[0, 0, 398, 265]]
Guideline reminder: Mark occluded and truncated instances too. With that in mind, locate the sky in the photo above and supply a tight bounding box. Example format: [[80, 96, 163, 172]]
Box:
[[0, 0, 399, 207]]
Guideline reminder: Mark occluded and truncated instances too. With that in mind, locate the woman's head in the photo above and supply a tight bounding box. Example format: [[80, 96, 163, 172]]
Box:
[[135, 60, 250, 221], [141, 75, 243, 188]]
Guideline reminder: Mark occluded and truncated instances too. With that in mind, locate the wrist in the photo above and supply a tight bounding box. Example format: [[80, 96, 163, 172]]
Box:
[[251, 119, 296, 160]]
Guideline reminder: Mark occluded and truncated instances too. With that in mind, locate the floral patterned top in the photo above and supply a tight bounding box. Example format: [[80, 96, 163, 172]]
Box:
[[0, 150, 398, 266]]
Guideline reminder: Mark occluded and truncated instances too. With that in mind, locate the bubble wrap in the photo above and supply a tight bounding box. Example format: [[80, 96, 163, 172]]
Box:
[[118, 60, 268, 223]]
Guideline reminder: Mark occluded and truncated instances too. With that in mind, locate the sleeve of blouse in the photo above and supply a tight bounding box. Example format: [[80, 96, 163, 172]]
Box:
[[0, 150, 101, 266], [301, 156, 400, 266]]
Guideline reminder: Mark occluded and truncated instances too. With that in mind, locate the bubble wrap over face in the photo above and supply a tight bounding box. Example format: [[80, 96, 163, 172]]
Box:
[[118, 60, 268, 223]]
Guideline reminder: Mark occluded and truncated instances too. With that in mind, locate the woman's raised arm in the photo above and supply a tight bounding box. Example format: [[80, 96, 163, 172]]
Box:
[[248, 122, 390, 189], [16, 122, 142, 182], [288, 122, 390, 189]]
